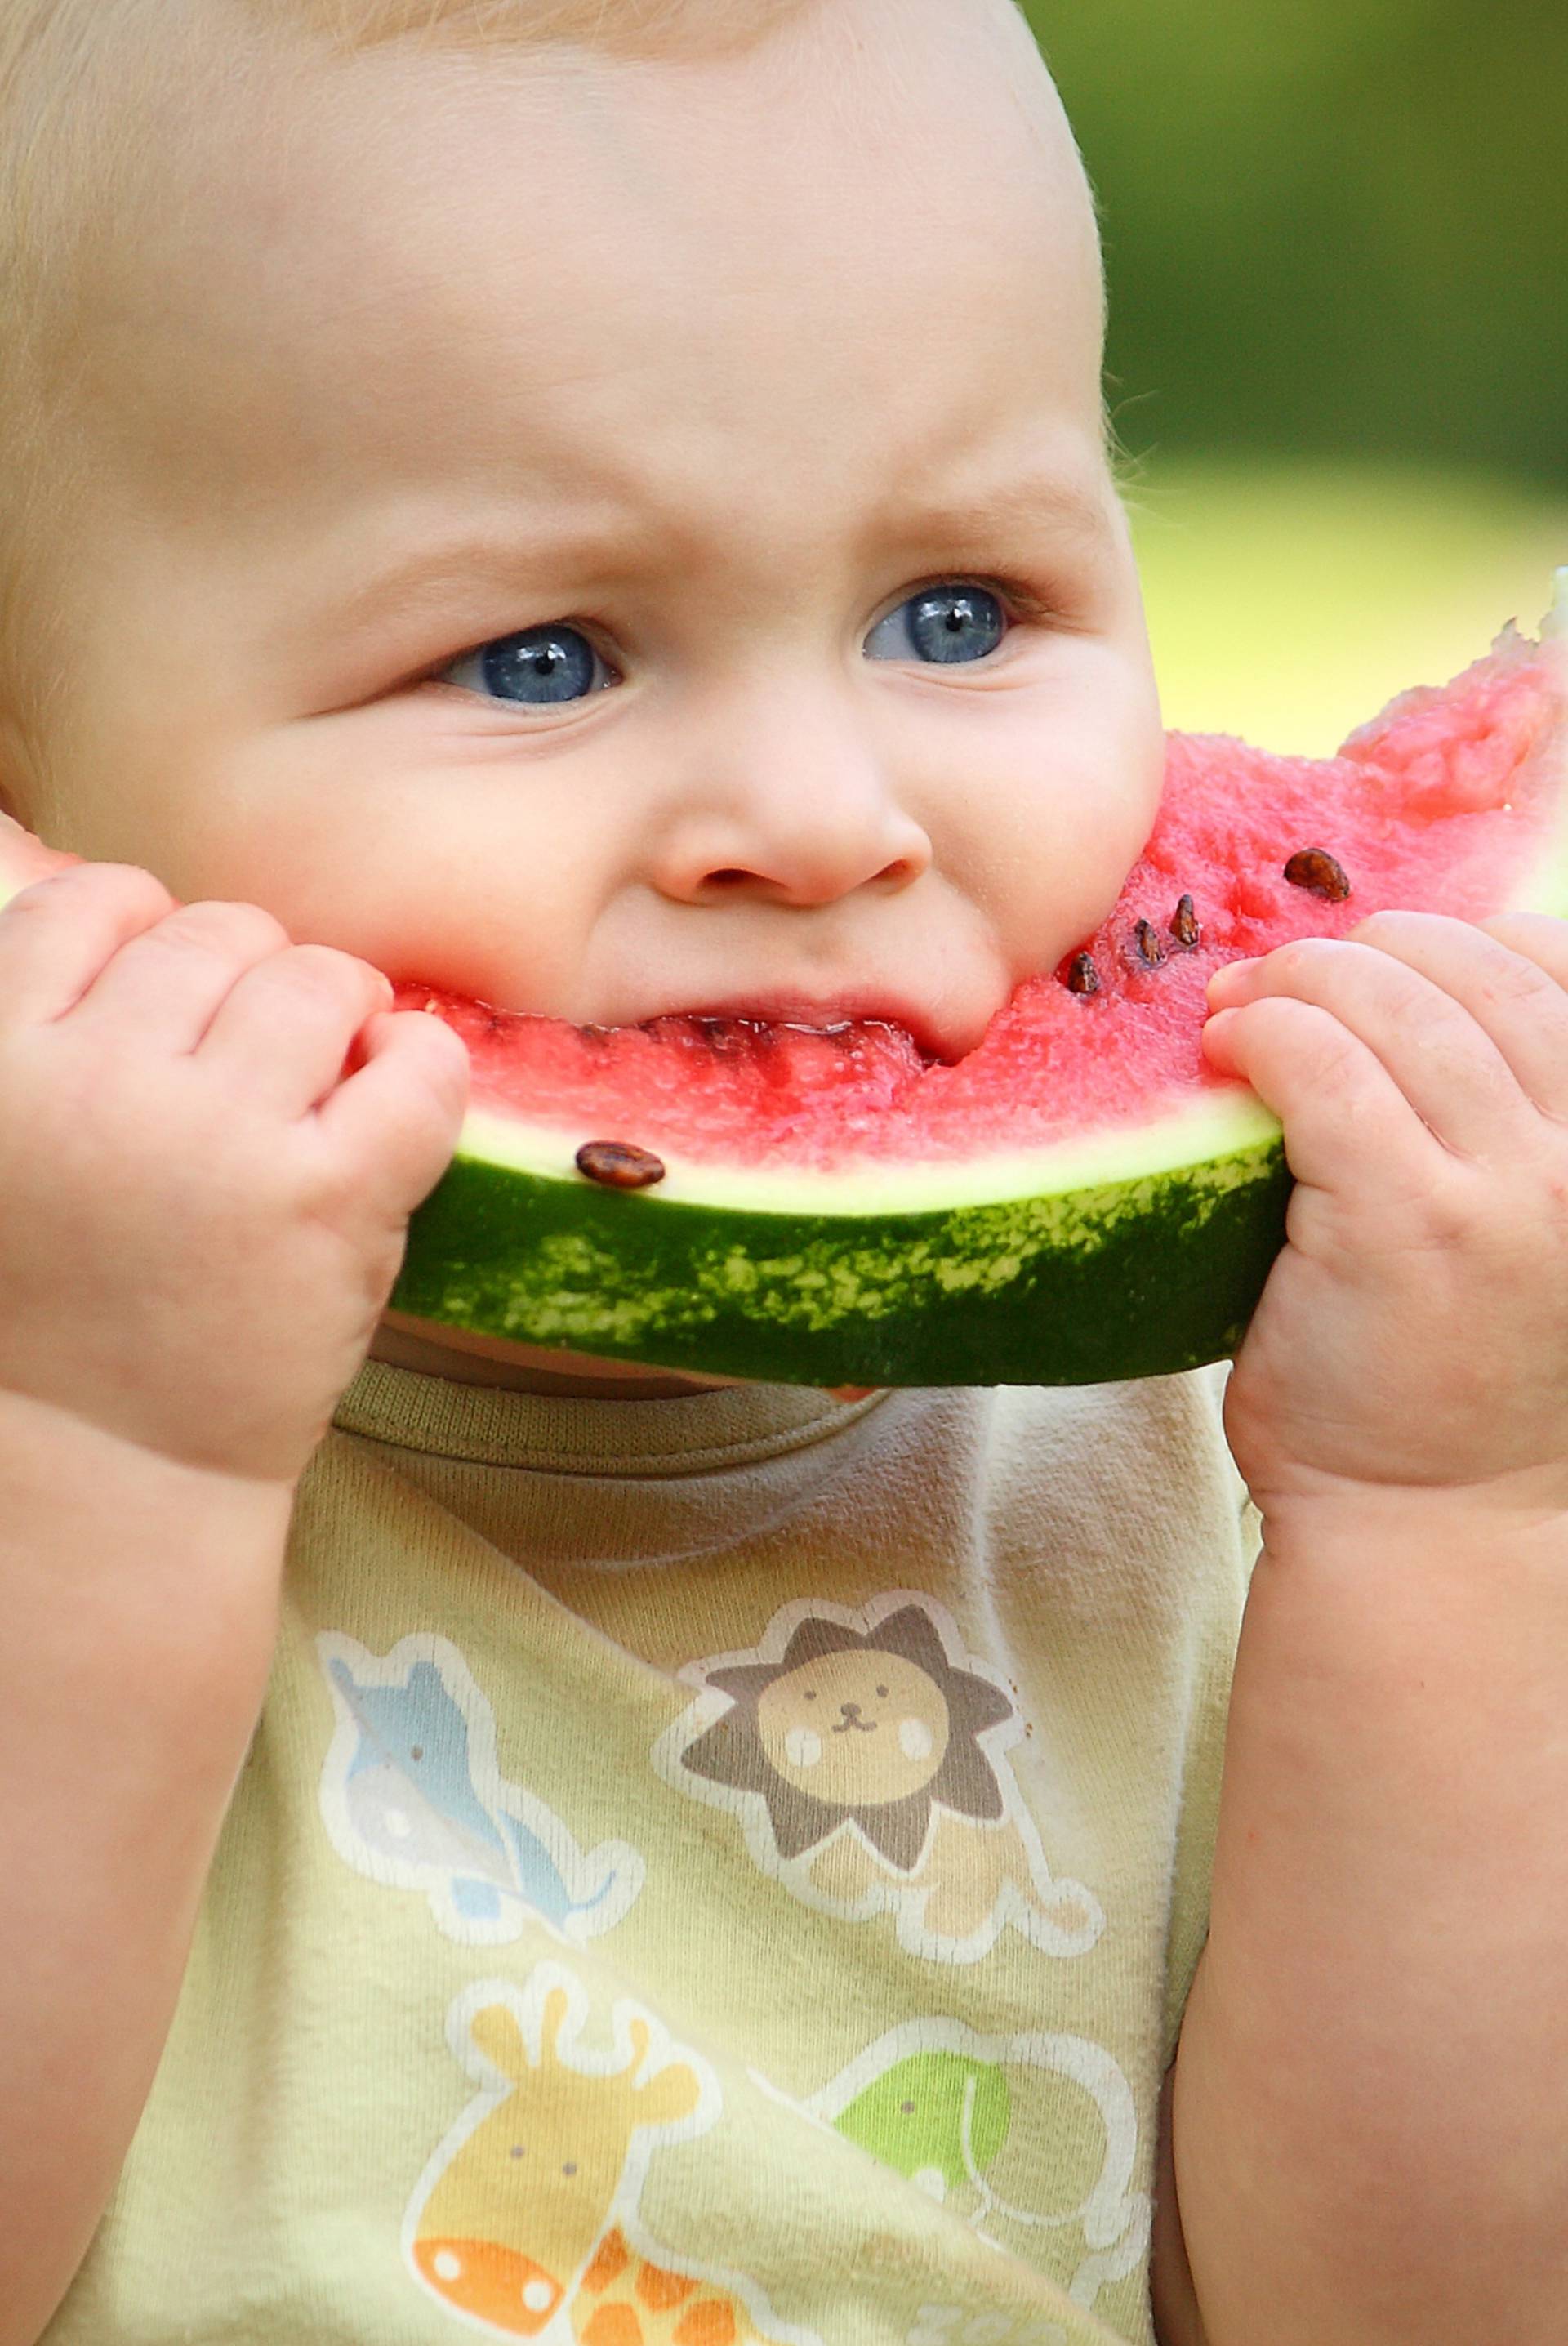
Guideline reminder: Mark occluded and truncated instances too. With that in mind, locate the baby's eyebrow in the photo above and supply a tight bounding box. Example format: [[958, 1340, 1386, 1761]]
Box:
[[887, 471, 1112, 552], [327, 510, 662, 640], [321, 467, 1110, 653]]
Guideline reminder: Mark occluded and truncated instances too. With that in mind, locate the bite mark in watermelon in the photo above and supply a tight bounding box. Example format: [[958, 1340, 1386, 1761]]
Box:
[[2, 588, 1564, 1389]]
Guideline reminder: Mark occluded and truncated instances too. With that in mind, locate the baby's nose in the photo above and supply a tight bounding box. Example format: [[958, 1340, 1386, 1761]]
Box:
[[689, 848, 920, 910], [644, 679, 933, 909], [662, 810, 928, 911]]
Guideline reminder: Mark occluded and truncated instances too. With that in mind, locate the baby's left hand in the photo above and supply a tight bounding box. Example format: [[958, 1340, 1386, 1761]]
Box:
[[1204, 910, 1568, 1523]]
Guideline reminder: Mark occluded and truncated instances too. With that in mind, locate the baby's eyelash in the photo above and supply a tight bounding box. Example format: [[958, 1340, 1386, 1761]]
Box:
[[893, 571, 1076, 635], [412, 614, 617, 693], [969, 575, 1078, 630]]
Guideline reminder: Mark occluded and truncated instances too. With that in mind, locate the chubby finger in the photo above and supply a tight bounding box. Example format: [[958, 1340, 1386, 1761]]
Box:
[[1480, 910, 1568, 977], [196, 944, 397, 1114], [1205, 930, 1529, 1158], [0, 863, 178, 1024], [71, 898, 299, 1050], [314, 1008, 471, 1216], [1203, 995, 1437, 1193], [1472, 912, 1568, 1108], [1346, 910, 1568, 1124]]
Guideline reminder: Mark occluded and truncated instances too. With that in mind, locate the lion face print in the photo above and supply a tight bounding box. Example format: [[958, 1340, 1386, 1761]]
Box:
[[675, 1602, 1009, 1872], [655, 1594, 1106, 1965], [755, 1649, 952, 1807]]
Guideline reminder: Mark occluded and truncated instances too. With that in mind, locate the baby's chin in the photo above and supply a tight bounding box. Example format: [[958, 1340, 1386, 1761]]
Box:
[[374, 1316, 875, 1402], [372, 1311, 740, 1396]]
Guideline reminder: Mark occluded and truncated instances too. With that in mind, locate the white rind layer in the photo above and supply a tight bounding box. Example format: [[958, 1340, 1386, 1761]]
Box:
[[456, 1086, 1285, 1215]]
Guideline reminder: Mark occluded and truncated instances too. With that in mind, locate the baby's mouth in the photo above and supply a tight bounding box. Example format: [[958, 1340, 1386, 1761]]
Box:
[[657, 995, 947, 1066]]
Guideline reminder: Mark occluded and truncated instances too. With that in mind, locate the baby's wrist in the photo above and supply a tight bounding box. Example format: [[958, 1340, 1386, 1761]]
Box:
[[1254, 1473, 1568, 1582], [0, 1387, 297, 1603]]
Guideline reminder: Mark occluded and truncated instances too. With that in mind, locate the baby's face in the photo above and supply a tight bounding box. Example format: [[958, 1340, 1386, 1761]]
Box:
[[2, 0, 1163, 1074]]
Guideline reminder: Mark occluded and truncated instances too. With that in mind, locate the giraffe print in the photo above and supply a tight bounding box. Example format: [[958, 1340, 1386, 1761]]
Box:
[[404, 1963, 809, 2345]]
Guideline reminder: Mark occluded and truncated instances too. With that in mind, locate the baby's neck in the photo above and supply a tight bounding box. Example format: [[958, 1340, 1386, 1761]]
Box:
[[368, 1313, 734, 1399]]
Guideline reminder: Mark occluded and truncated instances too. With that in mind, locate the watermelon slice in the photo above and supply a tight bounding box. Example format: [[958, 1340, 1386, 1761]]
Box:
[[2, 586, 1564, 1389]]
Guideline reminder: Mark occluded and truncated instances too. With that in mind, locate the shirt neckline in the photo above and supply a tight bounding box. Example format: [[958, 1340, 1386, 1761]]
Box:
[[332, 1358, 892, 1479]]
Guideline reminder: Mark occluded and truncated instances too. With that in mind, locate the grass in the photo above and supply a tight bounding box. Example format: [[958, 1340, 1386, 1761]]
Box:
[[1126, 457, 1567, 754]]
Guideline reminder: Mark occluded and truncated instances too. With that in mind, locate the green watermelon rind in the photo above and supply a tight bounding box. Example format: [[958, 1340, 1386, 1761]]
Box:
[[390, 1100, 1294, 1385]]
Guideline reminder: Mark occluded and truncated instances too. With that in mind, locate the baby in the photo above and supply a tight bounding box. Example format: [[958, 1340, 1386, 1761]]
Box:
[[2, 2, 1566, 2343]]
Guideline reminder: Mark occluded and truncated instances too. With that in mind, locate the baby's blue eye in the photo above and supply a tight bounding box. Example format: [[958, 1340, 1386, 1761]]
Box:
[[865, 584, 1007, 667], [443, 624, 614, 708]]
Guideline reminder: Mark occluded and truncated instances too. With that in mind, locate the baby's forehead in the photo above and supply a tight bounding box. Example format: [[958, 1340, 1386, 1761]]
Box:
[[111, 20, 1092, 422], [2, 0, 1109, 688], [58, 0, 1097, 337]]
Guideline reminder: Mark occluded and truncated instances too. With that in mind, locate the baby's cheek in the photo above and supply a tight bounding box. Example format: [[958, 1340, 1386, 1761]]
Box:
[[982, 651, 1165, 969]]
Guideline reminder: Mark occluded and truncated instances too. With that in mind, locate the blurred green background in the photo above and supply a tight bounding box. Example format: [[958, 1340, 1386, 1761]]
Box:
[[1022, 1, 1567, 750]]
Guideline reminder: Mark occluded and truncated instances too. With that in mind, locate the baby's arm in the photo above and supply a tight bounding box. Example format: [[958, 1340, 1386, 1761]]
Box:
[[1164, 911, 1568, 2346], [0, 863, 468, 2344]]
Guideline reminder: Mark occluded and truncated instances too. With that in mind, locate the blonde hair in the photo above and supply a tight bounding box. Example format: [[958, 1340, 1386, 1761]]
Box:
[[0, 0, 811, 729]]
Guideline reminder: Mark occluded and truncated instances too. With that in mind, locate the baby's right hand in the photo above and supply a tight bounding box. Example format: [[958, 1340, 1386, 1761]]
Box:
[[0, 863, 470, 1486]]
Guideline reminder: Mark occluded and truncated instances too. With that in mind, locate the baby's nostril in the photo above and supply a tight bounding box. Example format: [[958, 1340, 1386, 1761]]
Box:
[[704, 868, 751, 890]]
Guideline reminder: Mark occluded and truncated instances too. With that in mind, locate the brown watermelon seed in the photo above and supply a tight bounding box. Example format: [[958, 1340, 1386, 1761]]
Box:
[[1284, 848, 1352, 902], [575, 1140, 667, 1191], [1066, 952, 1101, 997], [1134, 919, 1166, 967], [1171, 894, 1201, 949]]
